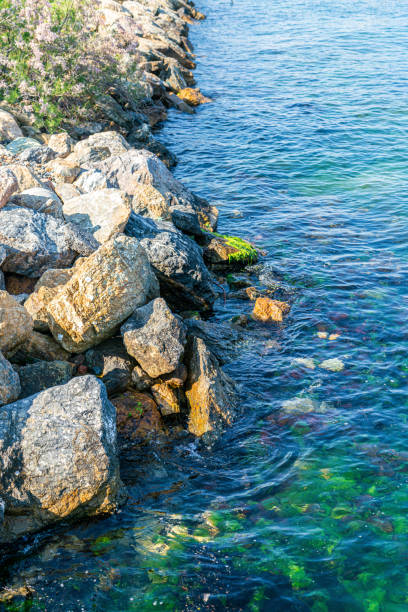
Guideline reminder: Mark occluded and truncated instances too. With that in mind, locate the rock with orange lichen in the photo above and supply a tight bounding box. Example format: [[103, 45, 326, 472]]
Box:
[[177, 88, 212, 107], [151, 381, 184, 416], [0, 376, 124, 544], [252, 297, 290, 323], [111, 390, 165, 445], [185, 336, 239, 441]]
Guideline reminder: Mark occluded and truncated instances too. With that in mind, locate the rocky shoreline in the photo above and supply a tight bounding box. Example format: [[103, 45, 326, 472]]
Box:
[[0, 0, 290, 550]]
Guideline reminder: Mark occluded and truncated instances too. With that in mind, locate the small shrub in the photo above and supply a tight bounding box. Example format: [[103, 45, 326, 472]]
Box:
[[0, 0, 145, 131]]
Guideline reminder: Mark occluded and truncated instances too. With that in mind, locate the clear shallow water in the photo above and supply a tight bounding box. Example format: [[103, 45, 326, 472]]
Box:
[[2, 0, 408, 610]]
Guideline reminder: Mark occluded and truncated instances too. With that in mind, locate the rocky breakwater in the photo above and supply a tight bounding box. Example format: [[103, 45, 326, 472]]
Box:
[[0, 1, 264, 546]]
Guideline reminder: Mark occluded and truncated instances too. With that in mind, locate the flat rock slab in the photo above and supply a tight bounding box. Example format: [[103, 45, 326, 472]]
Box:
[[0, 206, 98, 277], [0, 375, 123, 544], [121, 297, 186, 378], [62, 189, 131, 244]]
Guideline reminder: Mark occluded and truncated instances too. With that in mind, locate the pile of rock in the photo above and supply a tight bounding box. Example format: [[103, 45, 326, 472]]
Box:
[[0, 110, 245, 543]]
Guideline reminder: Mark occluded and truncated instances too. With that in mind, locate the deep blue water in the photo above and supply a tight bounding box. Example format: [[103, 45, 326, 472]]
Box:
[[2, 1, 408, 610]]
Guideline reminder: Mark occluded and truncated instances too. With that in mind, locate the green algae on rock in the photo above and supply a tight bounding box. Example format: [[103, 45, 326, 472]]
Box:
[[203, 232, 258, 268]]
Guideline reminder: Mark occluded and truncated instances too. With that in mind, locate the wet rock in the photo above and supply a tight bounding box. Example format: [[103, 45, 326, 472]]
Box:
[[130, 222, 217, 311], [48, 133, 74, 158], [94, 149, 216, 235], [177, 88, 212, 106], [0, 375, 123, 544], [185, 336, 240, 439], [151, 382, 184, 416], [24, 267, 75, 332], [46, 157, 81, 184], [252, 297, 290, 322], [319, 358, 345, 372], [13, 331, 71, 363], [111, 390, 164, 445], [18, 145, 56, 165], [17, 360, 73, 398], [85, 337, 134, 395], [0, 291, 33, 356], [185, 319, 242, 364], [0, 351, 20, 405], [46, 235, 159, 353], [121, 297, 186, 377], [73, 131, 130, 167], [62, 189, 131, 244], [204, 233, 258, 269], [0, 110, 23, 142], [292, 357, 316, 370], [0, 168, 18, 209], [165, 91, 195, 114], [9, 187, 64, 218], [0, 206, 97, 277]]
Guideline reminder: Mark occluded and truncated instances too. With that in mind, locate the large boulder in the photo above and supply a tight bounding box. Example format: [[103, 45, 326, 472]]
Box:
[[46, 235, 159, 352], [0, 376, 124, 544], [24, 267, 76, 332], [72, 131, 130, 167], [0, 291, 33, 356], [185, 336, 240, 440], [62, 189, 131, 244], [136, 223, 217, 311], [0, 351, 20, 405], [0, 110, 23, 142], [94, 149, 217, 235], [121, 297, 186, 378], [0, 206, 97, 277]]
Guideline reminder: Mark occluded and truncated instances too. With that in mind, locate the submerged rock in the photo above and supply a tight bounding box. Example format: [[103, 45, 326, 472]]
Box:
[[0, 351, 20, 406], [0, 206, 97, 277], [319, 358, 345, 372], [121, 297, 186, 378], [46, 235, 159, 353], [0, 376, 123, 544], [185, 336, 239, 440], [252, 297, 290, 322]]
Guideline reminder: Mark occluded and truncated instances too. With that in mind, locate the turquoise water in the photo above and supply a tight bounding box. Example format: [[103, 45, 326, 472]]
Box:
[[2, 0, 408, 610]]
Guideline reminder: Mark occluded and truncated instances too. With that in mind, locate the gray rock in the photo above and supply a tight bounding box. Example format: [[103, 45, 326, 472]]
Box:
[[0, 110, 23, 142], [8, 187, 64, 218], [0, 206, 98, 277], [74, 169, 108, 193], [17, 360, 73, 398], [138, 225, 217, 311], [121, 297, 186, 377], [18, 145, 56, 164], [0, 375, 124, 544], [0, 167, 18, 209], [5, 137, 41, 155], [85, 337, 135, 395], [185, 336, 240, 442], [73, 131, 130, 168], [185, 319, 243, 364], [0, 351, 20, 405]]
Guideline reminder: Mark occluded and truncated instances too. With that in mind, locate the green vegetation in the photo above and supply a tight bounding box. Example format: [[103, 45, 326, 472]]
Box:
[[213, 232, 258, 265]]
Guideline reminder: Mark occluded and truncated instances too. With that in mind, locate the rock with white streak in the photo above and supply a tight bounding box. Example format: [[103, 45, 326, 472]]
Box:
[[62, 189, 131, 244], [0, 376, 124, 544], [46, 234, 159, 353]]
